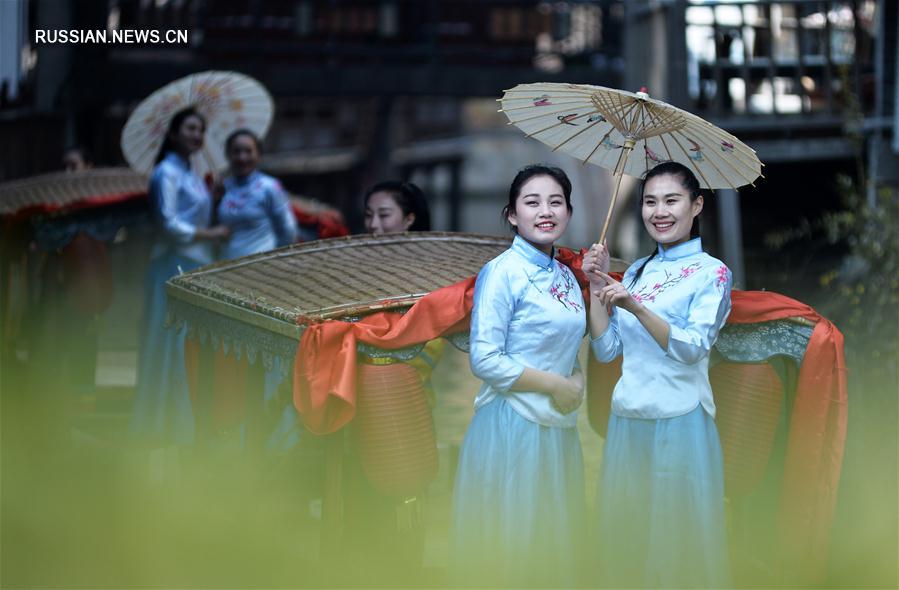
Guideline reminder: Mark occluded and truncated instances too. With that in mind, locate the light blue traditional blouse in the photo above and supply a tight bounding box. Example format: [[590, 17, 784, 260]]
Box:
[[218, 170, 298, 260], [470, 235, 587, 428], [591, 237, 733, 419], [148, 152, 213, 264]]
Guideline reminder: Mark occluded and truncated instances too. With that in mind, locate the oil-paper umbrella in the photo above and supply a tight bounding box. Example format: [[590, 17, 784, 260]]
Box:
[[120, 70, 273, 179], [499, 83, 763, 241]]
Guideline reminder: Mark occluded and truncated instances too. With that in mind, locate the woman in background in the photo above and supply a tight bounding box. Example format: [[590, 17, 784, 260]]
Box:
[[213, 128, 301, 451], [363, 180, 431, 234], [131, 107, 229, 446], [218, 129, 298, 260]]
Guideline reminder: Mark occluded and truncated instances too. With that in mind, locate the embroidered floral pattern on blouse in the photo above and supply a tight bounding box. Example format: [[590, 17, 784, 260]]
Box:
[[632, 261, 703, 304], [715, 265, 729, 288], [549, 264, 583, 312]]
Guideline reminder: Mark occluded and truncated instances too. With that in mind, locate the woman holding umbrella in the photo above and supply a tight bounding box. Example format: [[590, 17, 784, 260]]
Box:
[[121, 72, 274, 448], [583, 161, 732, 588], [131, 107, 230, 445]]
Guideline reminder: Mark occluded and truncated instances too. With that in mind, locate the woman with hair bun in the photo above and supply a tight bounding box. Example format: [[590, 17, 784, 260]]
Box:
[[584, 161, 733, 588]]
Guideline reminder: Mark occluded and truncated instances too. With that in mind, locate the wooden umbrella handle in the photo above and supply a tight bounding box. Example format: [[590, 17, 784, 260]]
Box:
[[599, 140, 635, 244], [599, 169, 626, 244]]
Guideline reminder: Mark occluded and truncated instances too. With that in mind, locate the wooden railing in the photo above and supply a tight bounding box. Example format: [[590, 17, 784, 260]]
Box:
[[107, 0, 624, 68], [685, 0, 875, 119]]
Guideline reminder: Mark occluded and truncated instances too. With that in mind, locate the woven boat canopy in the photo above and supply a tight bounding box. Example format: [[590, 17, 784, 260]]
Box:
[[0, 167, 148, 216], [166, 232, 629, 333]]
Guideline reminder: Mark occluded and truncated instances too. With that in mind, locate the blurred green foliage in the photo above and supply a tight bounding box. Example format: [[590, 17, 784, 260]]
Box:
[[817, 178, 899, 359], [765, 175, 898, 359]]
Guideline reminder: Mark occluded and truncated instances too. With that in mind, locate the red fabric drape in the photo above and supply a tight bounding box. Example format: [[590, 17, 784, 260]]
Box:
[[9, 190, 147, 221], [293, 275, 476, 435], [291, 204, 350, 239], [290, 248, 846, 583], [728, 291, 848, 584]]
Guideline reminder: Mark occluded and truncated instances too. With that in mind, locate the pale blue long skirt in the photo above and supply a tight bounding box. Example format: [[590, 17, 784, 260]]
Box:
[[451, 397, 587, 588], [596, 404, 731, 588], [130, 253, 202, 446]]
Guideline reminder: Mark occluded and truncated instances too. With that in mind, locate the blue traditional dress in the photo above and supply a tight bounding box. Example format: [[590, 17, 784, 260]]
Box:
[[591, 237, 733, 588], [217, 170, 300, 450], [217, 170, 298, 261], [131, 152, 213, 445], [451, 235, 587, 588]]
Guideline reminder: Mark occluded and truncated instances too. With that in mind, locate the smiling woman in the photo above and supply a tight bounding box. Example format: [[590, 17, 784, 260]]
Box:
[[131, 107, 230, 446], [503, 170, 573, 255], [451, 164, 587, 588], [218, 128, 298, 261], [362, 180, 430, 234], [640, 160, 703, 248], [582, 161, 733, 588]]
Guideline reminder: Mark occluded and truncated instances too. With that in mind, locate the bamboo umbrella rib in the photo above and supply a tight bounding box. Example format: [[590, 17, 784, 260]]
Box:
[[504, 89, 602, 98], [628, 102, 668, 139], [615, 92, 633, 127], [665, 109, 753, 161], [672, 128, 757, 186], [525, 106, 617, 140], [678, 122, 761, 177], [550, 112, 614, 152], [189, 73, 199, 106], [592, 132, 628, 170], [639, 103, 669, 134], [617, 98, 643, 132], [581, 127, 621, 166], [130, 132, 162, 165], [590, 92, 624, 129], [693, 116, 760, 161], [605, 92, 629, 130], [672, 121, 762, 177], [635, 102, 653, 138], [637, 101, 651, 138], [658, 135, 677, 161], [641, 107, 689, 139], [667, 133, 721, 189], [671, 130, 741, 188], [524, 117, 583, 139], [504, 85, 606, 95], [593, 93, 636, 136], [229, 98, 272, 111], [502, 103, 594, 124], [622, 101, 637, 133], [684, 112, 747, 145], [679, 111, 746, 146], [500, 99, 592, 113], [501, 84, 763, 194]]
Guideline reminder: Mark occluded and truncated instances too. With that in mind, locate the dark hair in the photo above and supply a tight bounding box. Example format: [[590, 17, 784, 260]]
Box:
[[364, 180, 431, 231], [225, 128, 262, 154], [63, 145, 92, 165], [628, 161, 703, 288], [154, 107, 206, 164], [502, 164, 573, 232]]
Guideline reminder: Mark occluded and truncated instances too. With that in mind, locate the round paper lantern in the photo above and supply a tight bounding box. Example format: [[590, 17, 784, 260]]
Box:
[[61, 232, 114, 314], [710, 361, 784, 497], [353, 361, 439, 498]]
